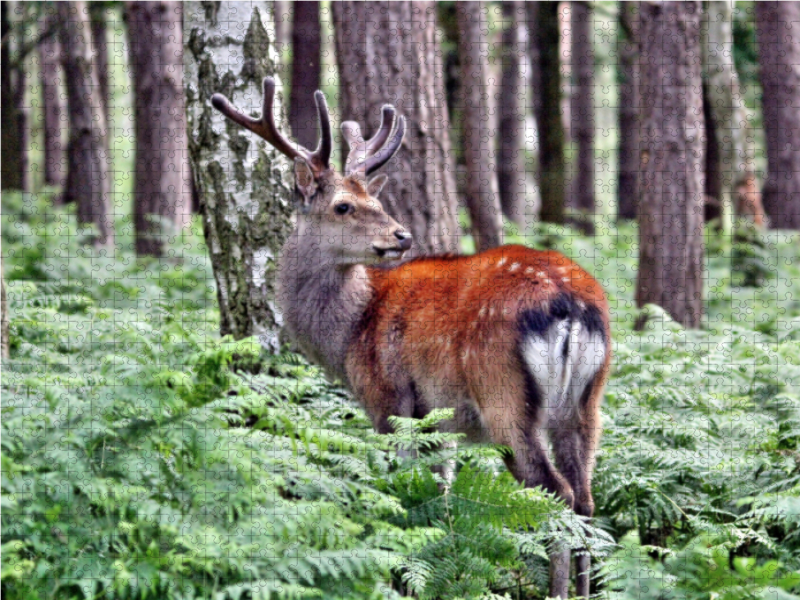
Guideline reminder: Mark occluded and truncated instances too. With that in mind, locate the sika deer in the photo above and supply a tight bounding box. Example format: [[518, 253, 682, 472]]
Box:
[[212, 78, 612, 599]]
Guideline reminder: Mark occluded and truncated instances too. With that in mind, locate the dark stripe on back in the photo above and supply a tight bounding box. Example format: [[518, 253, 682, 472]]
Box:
[[518, 292, 606, 342]]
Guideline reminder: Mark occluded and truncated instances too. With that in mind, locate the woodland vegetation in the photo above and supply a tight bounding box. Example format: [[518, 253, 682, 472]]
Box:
[[3, 2, 800, 599]]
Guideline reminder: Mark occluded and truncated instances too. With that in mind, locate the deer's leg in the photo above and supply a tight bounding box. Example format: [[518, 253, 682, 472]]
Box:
[[480, 395, 575, 507], [550, 374, 606, 599]]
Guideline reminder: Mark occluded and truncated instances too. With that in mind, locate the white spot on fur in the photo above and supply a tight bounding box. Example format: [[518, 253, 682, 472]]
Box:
[[521, 320, 606, 425], [510, 262, 520, 272], [498, 258, 507, 267], [525, 267, 534, 275]]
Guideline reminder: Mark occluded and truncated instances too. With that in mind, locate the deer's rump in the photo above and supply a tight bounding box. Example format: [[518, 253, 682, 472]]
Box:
[[346, 245, 611, 437]]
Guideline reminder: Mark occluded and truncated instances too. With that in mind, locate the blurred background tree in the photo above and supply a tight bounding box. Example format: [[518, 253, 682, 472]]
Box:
[[1, 0, 795, 337]]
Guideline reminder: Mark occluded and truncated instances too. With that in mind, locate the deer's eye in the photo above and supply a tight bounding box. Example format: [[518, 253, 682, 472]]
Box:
[[335, 203, 352, 215]]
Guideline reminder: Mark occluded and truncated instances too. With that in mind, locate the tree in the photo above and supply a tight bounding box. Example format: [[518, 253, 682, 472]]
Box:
[[497, 1, 526, 227], [570, 0, 595, 234], [636, 1, 705, 329], [59, 1, 113, 246], [1, 2, 26, 191], [617, 1, 639, 221], [185, 1, 293, 351], [703, 1, 757, 227], [333, 1, 460, 256], [756, 2, 800, 229], [702, 82, 722, 223], [455, 1, 503, 251], [39, 8, 64, 188], [535, 1, 566, 224], [289, 1, 321, 150], [127, 1, 191, 256], [90, 3, 110, 127]]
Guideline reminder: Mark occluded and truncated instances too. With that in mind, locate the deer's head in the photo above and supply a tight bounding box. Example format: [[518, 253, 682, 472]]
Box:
[[211, 78, 412, 266]]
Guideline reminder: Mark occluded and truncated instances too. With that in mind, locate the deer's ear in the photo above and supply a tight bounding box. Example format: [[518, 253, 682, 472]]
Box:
[[294, 158, 318, 208], [367, 174, 388, 197]]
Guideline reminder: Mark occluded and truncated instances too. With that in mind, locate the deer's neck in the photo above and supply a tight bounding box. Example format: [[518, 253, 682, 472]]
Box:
[[278, 231, 373, 382]]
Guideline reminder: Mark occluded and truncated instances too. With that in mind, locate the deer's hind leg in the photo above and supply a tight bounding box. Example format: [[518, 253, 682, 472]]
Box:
[[550, 361, 610, 598]]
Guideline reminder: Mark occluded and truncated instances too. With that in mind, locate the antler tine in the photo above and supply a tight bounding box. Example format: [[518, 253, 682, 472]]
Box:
[[342, 105, 398, 177], [364, 114, 406, 176], [310, 90, 333, 171], [341, 121, 367, 176], [364, 105, 396, 157], [211, 78, 307, 163]]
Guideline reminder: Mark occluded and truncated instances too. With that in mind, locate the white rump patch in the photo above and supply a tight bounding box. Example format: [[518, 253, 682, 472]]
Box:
[[521, 320, 606, 424]]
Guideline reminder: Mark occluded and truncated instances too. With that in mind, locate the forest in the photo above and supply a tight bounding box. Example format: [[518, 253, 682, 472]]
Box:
[[2, 1, 800, 599]]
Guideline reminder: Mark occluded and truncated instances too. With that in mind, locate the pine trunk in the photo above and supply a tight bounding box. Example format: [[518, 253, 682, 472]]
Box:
[[455, 1, 503, 251], [756, 1, 800, 229], [616, 1, 639, 221], [703, 83, 722, 222], [497, 1, 526, 227], [1, 2, 26, 192], [333, 1, 460, 256], [185, 1, 293, 351], [90, 4, 110, 128], [59, 1, 113, 246], [127, 1, 191, 257], [571, 0, 595, 234], [289, 1, 321, 150], [536, 1, 566, 224], [636, 1, 705, 329], [40, 8, 65, 188]]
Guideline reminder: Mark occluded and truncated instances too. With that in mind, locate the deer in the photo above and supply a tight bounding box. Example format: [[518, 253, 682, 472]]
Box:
[[212, 77, 612, 599]]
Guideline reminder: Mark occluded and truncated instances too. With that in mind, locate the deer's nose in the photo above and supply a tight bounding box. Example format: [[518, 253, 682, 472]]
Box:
[[394, 230, 413, 250]]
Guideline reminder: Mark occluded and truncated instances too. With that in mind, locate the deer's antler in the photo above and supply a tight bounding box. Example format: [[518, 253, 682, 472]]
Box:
[[342, 105, 406, 178], [211, 77, 332, 173]]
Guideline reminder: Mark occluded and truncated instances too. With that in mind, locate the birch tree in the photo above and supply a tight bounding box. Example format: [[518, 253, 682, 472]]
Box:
[[185, 1, 293, 351]]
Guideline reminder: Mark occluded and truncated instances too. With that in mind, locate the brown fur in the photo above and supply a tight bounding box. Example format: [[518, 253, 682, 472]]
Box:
[[736, 174, 767, 229]]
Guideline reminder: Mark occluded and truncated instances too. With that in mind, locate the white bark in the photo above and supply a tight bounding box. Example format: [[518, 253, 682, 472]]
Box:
[[184, 1, 293, 352]]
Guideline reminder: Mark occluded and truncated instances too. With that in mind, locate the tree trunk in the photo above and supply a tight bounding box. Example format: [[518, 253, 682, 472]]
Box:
[[40, 8, 65, 188], [1, 2, 26, 192], [13, 43, 29, 193], [289, 1, 321, 150], [636, 1, 705, 329], [90, 4, 110, 128], [535, 1, 566, 224], [570, 0, 595, 234], [617, 1, 639, 221], [703, 0, 757, 227], [333, 1, 460, 256], [560, 2, 573, 144], [756, 1, 800, 229], [59, 1, 113, 246], [273, 1, 290, 53], [702, 82, 722, 222], [455, 1, 503, 251], [185, 1, 293, 351], [127, 1, 191, 257], [497, 1, 526, 227]]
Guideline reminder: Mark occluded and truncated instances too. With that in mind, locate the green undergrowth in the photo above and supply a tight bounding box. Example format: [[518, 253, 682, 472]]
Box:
[[3, 193, 800, 599]]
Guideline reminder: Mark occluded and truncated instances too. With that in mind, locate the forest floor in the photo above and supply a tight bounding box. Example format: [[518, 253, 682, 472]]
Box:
[[4, 190, 800, 599]]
